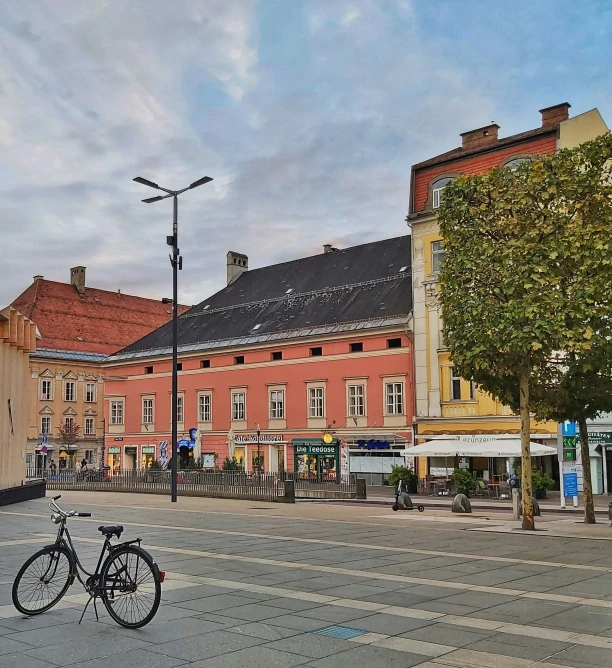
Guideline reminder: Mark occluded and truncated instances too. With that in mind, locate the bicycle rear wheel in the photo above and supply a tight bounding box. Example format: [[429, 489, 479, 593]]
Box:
[[12, 545, 73, 615], [101, 545, 161, 628]]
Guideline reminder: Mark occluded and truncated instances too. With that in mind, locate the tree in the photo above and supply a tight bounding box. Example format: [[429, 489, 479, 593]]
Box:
[[57, 421, 82, 447], [438, 133, 612, 530]]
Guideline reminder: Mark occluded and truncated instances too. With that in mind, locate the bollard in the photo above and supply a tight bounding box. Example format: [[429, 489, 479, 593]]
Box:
[[356, 478, 367, 500], [284, 480, 296, 504], [608, 501, 612, 526]]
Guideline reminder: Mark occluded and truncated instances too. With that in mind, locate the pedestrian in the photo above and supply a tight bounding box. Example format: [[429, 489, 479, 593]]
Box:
[[81, 458, 87, 470]]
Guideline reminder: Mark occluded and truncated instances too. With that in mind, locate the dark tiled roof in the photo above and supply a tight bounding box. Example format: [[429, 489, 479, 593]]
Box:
[[114, 236, 412, 358], [413, 126, 556, 171], [11, 280, 190, 355]]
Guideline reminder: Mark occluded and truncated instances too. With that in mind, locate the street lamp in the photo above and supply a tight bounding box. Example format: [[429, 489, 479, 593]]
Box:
[[256, 424, 261, 473], [134, 174, 213, 502]]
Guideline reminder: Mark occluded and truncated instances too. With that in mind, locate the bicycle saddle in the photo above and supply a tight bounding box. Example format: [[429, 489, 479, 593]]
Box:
[[98, 525, 124, 538]]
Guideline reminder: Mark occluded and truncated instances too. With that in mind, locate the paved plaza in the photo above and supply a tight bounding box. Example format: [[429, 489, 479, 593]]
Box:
[[3, 494, 612, 667]]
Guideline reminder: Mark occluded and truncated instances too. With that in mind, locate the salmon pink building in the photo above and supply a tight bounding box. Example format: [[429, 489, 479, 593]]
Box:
[[103, 237, 414, 480]]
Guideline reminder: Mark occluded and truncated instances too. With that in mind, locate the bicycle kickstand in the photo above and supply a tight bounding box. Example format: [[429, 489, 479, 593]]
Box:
[[78, 594, 100, 624]]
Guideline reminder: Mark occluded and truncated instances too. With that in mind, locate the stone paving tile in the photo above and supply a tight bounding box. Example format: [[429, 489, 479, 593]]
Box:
[[223, 602, 293, 623], [465, 599, 573, 624], [267, 614, 329, 632], [306, 643, 428, 668], [550, 645, 612, 668], [298, 604, 380, 624], [226, 620, 303, 641], [462, 638, 566, 662], [65, 649, 187, 668], [413, 600, 483, 616], [431, 591, 513, 610], [537, 607, 612, 634], [317, 583, 396, 599], [113, 615, 226, 642], [147, 629, 265, 661], [0, 654, 59, 668], [263, 597, 325, 612], [361, 590, 431, 607], [263, 632, 356, 659], [0, 635, 35, 655], [23, 634, 149, 666], [347, 612, 436, 635], [400, 621, 494, 647], [189, 645, 309, 668], [172, 593, 260, 613]]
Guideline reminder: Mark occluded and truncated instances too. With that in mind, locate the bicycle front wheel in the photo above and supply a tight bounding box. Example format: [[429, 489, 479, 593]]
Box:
[[12, 545, 74, 615], [101, 546, 161, 628]]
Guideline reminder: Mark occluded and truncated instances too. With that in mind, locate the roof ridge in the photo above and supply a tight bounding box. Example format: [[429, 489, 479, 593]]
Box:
[[185, 272, 410, 319]]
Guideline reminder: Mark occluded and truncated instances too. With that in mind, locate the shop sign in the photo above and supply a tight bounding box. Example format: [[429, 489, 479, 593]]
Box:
[[178, 439, 195, 450], [114, 437, 124, 442], [108, 447, 121, 454], [235, 434, 284, 443], [142, 446, 155, 454], [589, 431, 612, 446], [356, 439, 390, 450], [295, 444, 337, 455]]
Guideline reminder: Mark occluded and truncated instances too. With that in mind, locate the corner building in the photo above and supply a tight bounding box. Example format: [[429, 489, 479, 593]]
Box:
[[408, 102, 609, 479], [103, 238, 414, 479]]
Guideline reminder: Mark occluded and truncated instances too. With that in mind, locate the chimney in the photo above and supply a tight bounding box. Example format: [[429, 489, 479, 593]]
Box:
[[323, 244, 337, 254], [226, 251, 248, 285], [540, 102, 571, 128], [33, 275, 43, 281], [70, 266, 86, 295], [460, 123, 500, 149]]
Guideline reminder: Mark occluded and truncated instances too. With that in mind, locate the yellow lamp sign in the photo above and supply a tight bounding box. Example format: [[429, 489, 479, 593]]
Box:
[[322, 431, 334, 444]]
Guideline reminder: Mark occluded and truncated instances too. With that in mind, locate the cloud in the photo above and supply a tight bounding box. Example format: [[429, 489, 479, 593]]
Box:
[[0, 0, 610, 310]]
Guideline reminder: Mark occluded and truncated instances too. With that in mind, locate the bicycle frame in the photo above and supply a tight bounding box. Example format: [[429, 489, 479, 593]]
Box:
[[53, 520, 112, 586]]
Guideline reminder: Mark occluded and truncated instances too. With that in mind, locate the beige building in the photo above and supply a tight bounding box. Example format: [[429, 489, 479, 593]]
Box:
[[0, 307, 39, 496], [11, 267, 187, 472]]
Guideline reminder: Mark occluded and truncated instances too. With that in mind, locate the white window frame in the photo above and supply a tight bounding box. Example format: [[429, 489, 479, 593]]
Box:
[[41, 380, 53, 401], [176, 395, 184, 423], [142, 398, 154, 424], [232, 392, 246, 421], [450, 367, 462, 401], [41, 416, 51, 435], [347, 384, 365, 417], [385, 382, 404, 415], [64, 381, 76, 402], [64, 416, 75, 430], [432, 241, 445, 274], [85, 382, 96, 403], [110, 400, 124, 425], [432, 177, 453, 209], [198, 394, 212, 422], [308, 387, 324, 418], [270, 390, 285, 419], [85, 417, 95, 435]]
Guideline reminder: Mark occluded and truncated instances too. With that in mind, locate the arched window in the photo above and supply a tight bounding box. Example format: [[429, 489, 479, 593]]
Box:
[[504, 157, 531, 171], [432, 177, 454, 209]]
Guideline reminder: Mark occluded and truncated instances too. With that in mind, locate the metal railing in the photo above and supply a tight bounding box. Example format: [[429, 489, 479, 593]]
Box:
[[27, 467, 359, 500], [35, 468, 292, 503]]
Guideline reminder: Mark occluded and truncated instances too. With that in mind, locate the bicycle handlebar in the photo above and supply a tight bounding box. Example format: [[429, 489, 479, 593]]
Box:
[[49, 497, 90, 519]]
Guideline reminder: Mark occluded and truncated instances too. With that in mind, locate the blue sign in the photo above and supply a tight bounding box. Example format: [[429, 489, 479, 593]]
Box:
[[563, 472, 578, 497], [178, 439, 195, 450], [41, 435, 48, 444], [356, 439, 390, 450], [189, 428, 198, 441], [562, 421, 577, 437]]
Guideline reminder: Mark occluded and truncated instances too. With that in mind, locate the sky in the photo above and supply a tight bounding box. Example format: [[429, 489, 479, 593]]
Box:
[[1, 0, 611, 308]]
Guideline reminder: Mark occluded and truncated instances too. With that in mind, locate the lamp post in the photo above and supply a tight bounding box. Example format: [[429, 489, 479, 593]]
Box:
[[256, 424, 261, 473], [133, 174, 213, 502]]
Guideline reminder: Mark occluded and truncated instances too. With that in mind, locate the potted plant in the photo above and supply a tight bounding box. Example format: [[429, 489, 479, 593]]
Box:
[[532, 471, 555, 499], [388, 466, 418, 494], [452, 468, 474, 496]]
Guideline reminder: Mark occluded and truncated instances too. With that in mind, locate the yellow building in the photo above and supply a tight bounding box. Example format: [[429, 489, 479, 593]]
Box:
[[407, 103, 609, 476], [0, 306, 43, 502]]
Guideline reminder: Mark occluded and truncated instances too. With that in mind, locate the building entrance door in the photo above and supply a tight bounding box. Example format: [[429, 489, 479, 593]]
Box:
[[606, 448, 612, 495], [124, 447, 137, 469]]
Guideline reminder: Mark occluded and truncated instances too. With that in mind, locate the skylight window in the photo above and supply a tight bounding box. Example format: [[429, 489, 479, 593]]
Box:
[[203, 305, 211, 310], [252, 324, 261, 330], [285, 288, 293, 294], [399, 266, 408, 272]]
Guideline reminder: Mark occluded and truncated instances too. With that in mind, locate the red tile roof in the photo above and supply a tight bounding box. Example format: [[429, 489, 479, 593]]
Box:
[[11, 279, 190, 355]]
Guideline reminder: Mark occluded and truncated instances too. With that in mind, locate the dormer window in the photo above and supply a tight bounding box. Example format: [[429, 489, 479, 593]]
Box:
[[504, 157, 531, 171], [432, 177, 454, 209]]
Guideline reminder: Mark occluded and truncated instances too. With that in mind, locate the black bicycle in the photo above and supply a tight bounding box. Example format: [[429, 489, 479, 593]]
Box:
[[12, 495, 164, 628]]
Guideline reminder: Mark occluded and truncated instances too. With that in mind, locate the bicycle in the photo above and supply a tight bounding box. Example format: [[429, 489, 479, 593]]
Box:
[[12, 495, 164, 628]]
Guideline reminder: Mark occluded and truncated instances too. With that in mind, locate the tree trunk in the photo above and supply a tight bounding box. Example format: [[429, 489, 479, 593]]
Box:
[[578, 416, 596, 524], [519, 364, 534, 530]]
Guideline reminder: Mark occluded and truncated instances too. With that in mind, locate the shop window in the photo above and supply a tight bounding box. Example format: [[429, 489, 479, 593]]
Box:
[[310, 347, 322, 357], [142, 398, 154, 424], [41, 416, 51, 435], [235, 356, 245, 365], [271, 351, 283, 361], [270, 390, 285, 419], [387, 338, 402, 349], [198, 394, 211, 422], [110, 400, 124, 425], [85, 417, 95, 435], [232, 392, 246, 421], [41, 380, 53, 401], [350, 342, 363, 352], [450, 367, 462, 401], [64, 381, 76, 402], [308, 387, 324, 418], [144, 366, 153, 374], [201, 359, 211, 368], [348, 385, 365, 417], [385, 382, 404, 415]]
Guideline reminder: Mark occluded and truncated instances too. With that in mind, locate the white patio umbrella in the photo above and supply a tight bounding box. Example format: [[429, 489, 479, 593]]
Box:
[[407, 440, 481, 478], [476, 439, 556, 458]]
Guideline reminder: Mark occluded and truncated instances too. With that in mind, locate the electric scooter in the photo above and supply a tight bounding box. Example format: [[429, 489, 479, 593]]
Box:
[[392, 479, 425, 512]]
